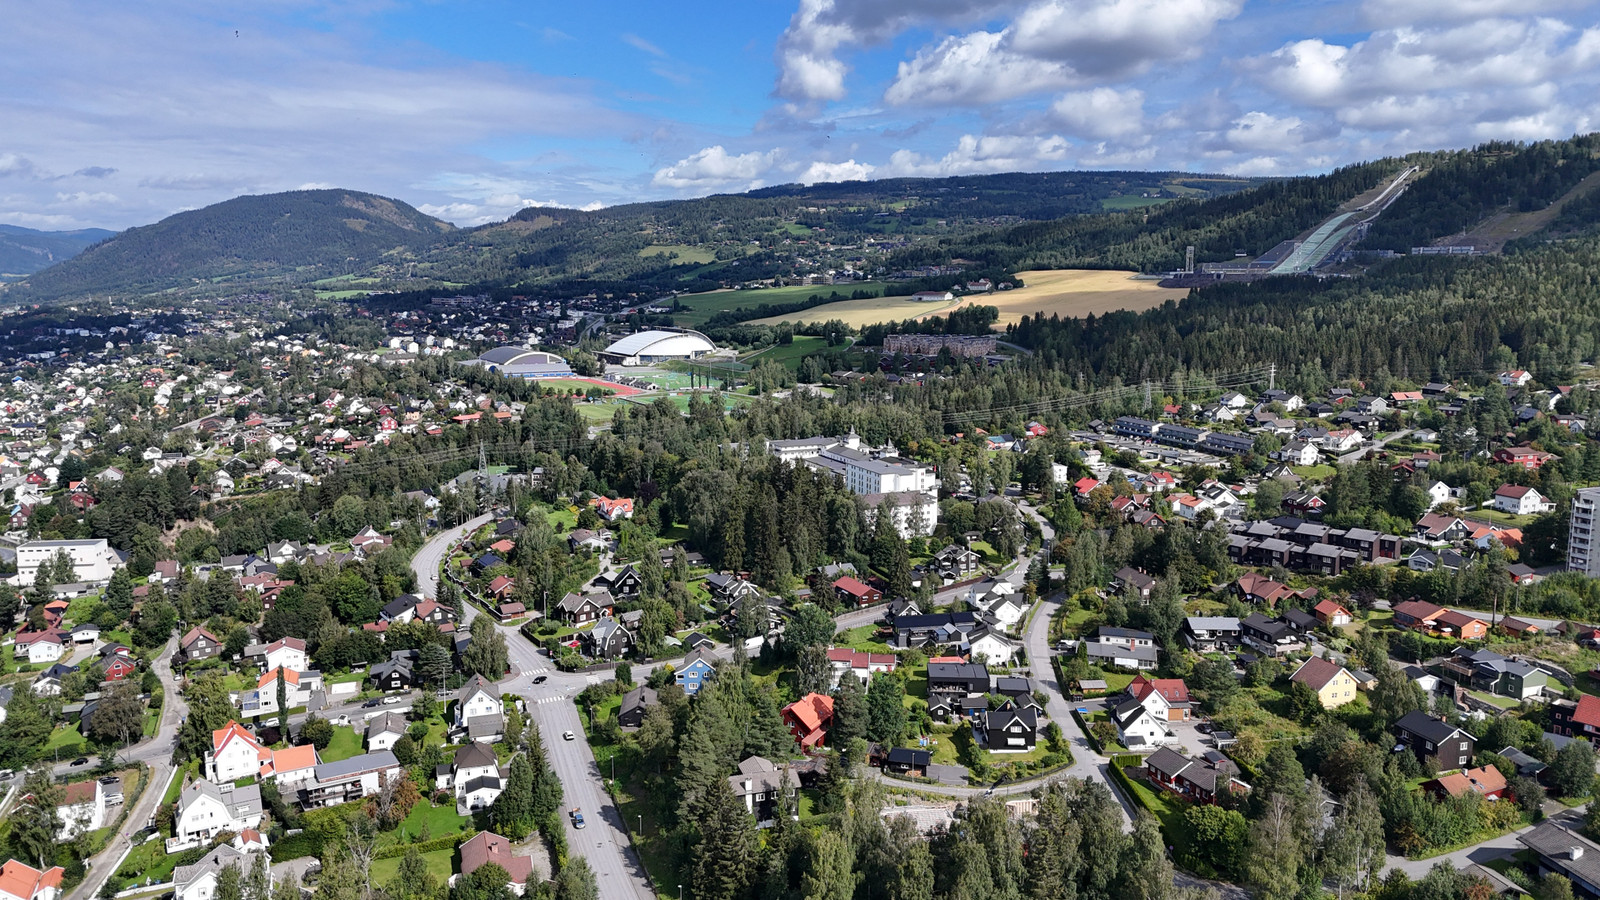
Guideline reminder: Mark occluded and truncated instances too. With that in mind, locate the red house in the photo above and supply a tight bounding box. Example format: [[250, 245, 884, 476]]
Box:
[[1434, 609, 1488, 641], [1392, 600, 1445, 630], [832, 576, 882, 607], [1492, 445, 1557, 470], [1423, 765, 1506, 801], [782, 693, 835, 750], [1313, 599, 1353, 627], [486, 575, 516, 602], [97, 655, 138, 682]]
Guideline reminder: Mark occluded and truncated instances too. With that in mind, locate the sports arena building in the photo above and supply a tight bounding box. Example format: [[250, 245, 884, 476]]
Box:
[[599, 329, 716, 366], [463, 347, 573, 378]]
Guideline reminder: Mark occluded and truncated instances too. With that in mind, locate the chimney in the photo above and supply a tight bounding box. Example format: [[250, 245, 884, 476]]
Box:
[[1572, 846, 1586, 860]]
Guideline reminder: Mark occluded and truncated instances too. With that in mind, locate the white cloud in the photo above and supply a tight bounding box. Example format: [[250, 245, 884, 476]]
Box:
[[1223, 111, 1312, 153], [800, 159, 877, 182], [773, 0, 1012, 101], [884, 133, 1071, 177], [653, 146, 781, 190], [880, 0, 1241, 107], [1048, 88, 1146, 139], [885, 31, 1076, 105], [1009, 0, 1243, 78], [1364, 0, 1589, 27], [621, 33, 668, 57]]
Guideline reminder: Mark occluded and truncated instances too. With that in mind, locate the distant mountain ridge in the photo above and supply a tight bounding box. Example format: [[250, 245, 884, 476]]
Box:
[[0, 224, 115, 280], [9, 189, 453, 300]]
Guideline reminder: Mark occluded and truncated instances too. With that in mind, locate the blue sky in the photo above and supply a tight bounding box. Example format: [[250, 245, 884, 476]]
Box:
[[3, 0, 1599, 230]]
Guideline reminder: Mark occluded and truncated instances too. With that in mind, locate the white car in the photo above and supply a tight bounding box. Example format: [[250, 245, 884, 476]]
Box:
[[563, 730, 576, 741], [382, 696, 404, 705]]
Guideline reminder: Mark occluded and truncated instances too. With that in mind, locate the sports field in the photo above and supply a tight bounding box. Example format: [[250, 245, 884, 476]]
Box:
[[673, 284, 886, 326]]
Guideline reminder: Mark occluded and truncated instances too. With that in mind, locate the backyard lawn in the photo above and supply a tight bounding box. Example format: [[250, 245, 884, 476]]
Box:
[[385, 798, 473, 845], [835, 624, 893, 652], [321, 726, 364, 762], [372, 847, 455, 884]]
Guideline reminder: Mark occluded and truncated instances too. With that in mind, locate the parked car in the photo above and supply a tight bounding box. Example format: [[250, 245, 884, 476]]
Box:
[[382, 696, 404, 706], [570, 808, 586, 829]]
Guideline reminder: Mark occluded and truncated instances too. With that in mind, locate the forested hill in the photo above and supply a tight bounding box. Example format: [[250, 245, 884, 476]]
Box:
[[0, 224, 115, 280], [9, 190, 454, 301], [3, 171, 1256, 304], [894, 136, 1600, 275]]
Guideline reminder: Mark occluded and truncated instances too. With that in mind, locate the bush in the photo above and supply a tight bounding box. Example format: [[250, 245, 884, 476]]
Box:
[[373, 831, 473, 860]]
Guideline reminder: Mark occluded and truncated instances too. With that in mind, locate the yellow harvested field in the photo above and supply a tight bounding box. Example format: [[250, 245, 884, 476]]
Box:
[[979, 269, 1188, 327], [747, 269, 1186, 329]]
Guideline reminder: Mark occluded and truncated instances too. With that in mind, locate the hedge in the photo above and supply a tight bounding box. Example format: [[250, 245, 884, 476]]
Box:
[[374, 831, 474, 860], [269, 831, 324, 863]]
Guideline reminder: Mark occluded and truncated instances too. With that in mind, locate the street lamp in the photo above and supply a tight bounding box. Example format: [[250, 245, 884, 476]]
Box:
[[678, 886, 683, 900], [638, 815, 642, 835]]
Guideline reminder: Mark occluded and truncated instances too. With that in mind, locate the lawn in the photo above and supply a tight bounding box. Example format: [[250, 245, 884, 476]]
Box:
[[740, 336, 832, 373], [321, 726, 364, 762], [1464, 509, 1535, 528], [46, 721, 84, 753], [637, 244, 717, 264], [672, 284, 885, 327], [1100, 195, 1173, 210], [372, 848, 455, 885], [835, 624, 893, 652], [1291, 464, 1338, 480], [386, 798, 473, 845], [1111, 758, 1209, 874], [112, 839, 186, 891]]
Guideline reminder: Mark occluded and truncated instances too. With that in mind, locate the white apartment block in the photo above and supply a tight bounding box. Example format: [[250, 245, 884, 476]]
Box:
[[15, 539, 122, 585], [766, 433, 939, 536], [1569, 487, 1600, 576]]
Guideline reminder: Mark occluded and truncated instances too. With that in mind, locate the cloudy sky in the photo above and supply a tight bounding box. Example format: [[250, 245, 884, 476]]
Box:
[[4, 0, 1599, 231]]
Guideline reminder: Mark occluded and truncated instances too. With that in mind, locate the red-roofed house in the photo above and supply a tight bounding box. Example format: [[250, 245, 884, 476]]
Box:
[[1423, 764, 1507, 801], [1434, 609, 1488, 641], [0, 859, 65, 900], [1492, 484, 1553, 516], [1313, 599, 1353, 627], [1493, 445, 1557, 470], [1073, 477, 1099, 498], [207, 721, 270, 782], [832, 576, 882, 607], [1128, 674, 1192, 721], [457, 832, 533, 895], [1555, 693, 1600, 739], [825, 648, 898, 689], [1289, 657, 1358, 709], [588, 496, 635, 522], [12, 629, 66, 664], [1393, 600, 1446, 630], [782, 693, 835, 750]]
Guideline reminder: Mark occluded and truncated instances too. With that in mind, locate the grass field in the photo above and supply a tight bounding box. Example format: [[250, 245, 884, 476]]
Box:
[[748, 293, 963, 327], [637, 244, 717, 264], [972, 269, 1188, 328], [1101, 195, 1173, 210], [674, 284, 886, 327], [741, 336, 832, 371]]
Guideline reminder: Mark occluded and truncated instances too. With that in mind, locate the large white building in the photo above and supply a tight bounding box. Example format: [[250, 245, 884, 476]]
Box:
[[15, 539, 122, 586], [1569, 487, 1600, 576], [599, 329, 715, 366], [765, 433, 939, 537]]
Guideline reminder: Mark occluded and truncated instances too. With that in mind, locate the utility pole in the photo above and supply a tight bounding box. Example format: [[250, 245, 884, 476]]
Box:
[[1269, 363, 1276, 392]]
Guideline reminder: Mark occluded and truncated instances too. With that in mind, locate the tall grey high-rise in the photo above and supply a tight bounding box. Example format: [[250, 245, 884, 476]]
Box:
[[1569, 487, 1600, 575]]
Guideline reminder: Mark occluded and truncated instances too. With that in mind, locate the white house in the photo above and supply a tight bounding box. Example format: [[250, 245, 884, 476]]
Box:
[[365, 711, 407, 752], [13, 630, 65, 664], [55, 779, 106, 840], [1427, 481, 1451, 509], [173, 844, 262, 900], [453, 675, 504, 743], [259, 744, 320, 788], [243, 637, 307, 673], [172, 781, 264, 849], [1499, 370, 1533, 387], [435, 742, 506, 814], [964, 628, 1020, 667], [824, 649, 897, 690], [206, 721, 269, 784], [237, 667, 321, 717], [1492, 485, 1553, 516], [1113, 702, 1171, 750]]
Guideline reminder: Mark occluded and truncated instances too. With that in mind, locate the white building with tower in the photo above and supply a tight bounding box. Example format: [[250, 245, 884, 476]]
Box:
[[15, 539, 122, 585]]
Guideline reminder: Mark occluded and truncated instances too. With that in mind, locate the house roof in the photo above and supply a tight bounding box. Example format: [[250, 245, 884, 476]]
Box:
[[783, 692, 835, 732], [1313, 599, 1351, 617], [1494, 484, 1537, 499], [1129, 674, 1190, 705], [264, 744, 319, 776], [0, 860, 64, 900], [1290, 656, 1351, 692], [212, 721, 268, 760], [1394, 710, 1469, 744], [826, 648, 898, 669], [459, 832, 533, 885], [180, 626, 219, 648], [1427, 765, 1506, 798], [1571, 694, 1600, 730], [1435, 610, 1487, 631], [453, 741, 498, 770], [1393, 600, 1446, 621], [833, 576, 876, 597], [1520, 821, 1600, 887]]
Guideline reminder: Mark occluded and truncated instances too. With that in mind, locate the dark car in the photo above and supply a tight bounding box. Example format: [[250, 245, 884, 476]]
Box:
[[70, 757, 89, 767], [363, 700, 381, 708], [532, 675, 548, 685]]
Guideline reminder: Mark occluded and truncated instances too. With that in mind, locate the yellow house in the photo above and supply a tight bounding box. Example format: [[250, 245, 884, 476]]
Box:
[[1289, 656, 1359, 708]]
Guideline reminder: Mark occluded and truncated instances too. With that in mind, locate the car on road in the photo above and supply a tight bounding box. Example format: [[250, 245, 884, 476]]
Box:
[[532, 675, 547, 685], [382, 696, 404, 706], [363, 700, 381, 708], [562, 730, 575, 741], [570, 809, 586, 829], [70, 757, 89, 767]]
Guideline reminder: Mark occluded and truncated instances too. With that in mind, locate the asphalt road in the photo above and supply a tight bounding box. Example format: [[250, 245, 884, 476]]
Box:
[[413, 513, 493, 604]]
